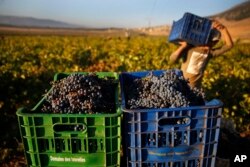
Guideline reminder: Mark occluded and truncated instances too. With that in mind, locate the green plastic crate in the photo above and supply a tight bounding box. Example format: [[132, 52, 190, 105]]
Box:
[[17, 72, 121, 167]]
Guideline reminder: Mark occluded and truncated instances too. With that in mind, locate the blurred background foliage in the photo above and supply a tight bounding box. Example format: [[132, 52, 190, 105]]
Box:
[[0, 35, 249, 164], [1, 35, 249, 129]]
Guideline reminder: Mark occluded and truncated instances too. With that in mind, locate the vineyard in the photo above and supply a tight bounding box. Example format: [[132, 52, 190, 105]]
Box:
[[0, 35, 250, 165]]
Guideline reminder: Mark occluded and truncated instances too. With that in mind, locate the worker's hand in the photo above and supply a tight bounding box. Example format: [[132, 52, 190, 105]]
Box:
[[212, 20, 225, 31], [178, 41, 188, 47]]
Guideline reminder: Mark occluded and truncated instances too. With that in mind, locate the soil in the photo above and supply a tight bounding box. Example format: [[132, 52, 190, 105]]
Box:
[[216, 128, 250, 167]]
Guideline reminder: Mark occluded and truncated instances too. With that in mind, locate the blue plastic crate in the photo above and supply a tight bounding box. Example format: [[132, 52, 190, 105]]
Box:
[[168, 12, 212, 46], [119, 70, 223, 167]]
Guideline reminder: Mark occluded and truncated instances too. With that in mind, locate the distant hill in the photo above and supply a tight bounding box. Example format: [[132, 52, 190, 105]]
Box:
[[0, 1, 249, 40], [0, 15, 81, 28], [209, 1, 250, 40], [211, 1, 250, 21], [143, 1, 250, 39]]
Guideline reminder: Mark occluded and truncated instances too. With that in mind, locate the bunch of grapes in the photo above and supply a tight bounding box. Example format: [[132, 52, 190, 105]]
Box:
[[41, 73, 117, 114], [126, 70, 205, 109]]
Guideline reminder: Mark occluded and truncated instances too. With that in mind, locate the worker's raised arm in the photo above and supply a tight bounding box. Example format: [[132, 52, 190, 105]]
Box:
[[169, 41, 188, 64], [211, 20, 234, 56]]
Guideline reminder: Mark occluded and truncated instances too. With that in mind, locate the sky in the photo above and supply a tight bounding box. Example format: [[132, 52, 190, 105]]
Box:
[[0, 0, 247, 28]]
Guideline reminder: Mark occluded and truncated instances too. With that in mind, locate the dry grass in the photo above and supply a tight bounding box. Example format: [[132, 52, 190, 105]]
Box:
[[0, 17, 249, 41], [0, 26, 131, 37]]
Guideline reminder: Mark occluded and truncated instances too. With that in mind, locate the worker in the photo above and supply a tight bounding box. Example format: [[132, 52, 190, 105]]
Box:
[[169, 20, 233, 88]]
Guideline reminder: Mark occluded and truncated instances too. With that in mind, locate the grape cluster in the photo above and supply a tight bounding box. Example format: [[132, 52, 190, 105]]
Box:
[[41, 73, 117, 114], [126, 70, 205, 109]]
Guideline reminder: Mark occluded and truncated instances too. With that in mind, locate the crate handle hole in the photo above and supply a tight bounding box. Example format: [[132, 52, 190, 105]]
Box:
[[158, 116, 190, 127], [53, 123, 87, 133], [193, 19, 203, 30]]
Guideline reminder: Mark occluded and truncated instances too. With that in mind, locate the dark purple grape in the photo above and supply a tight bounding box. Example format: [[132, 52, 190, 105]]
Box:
[[41, 73, 117, 114], [126, 70, 205, 109]]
